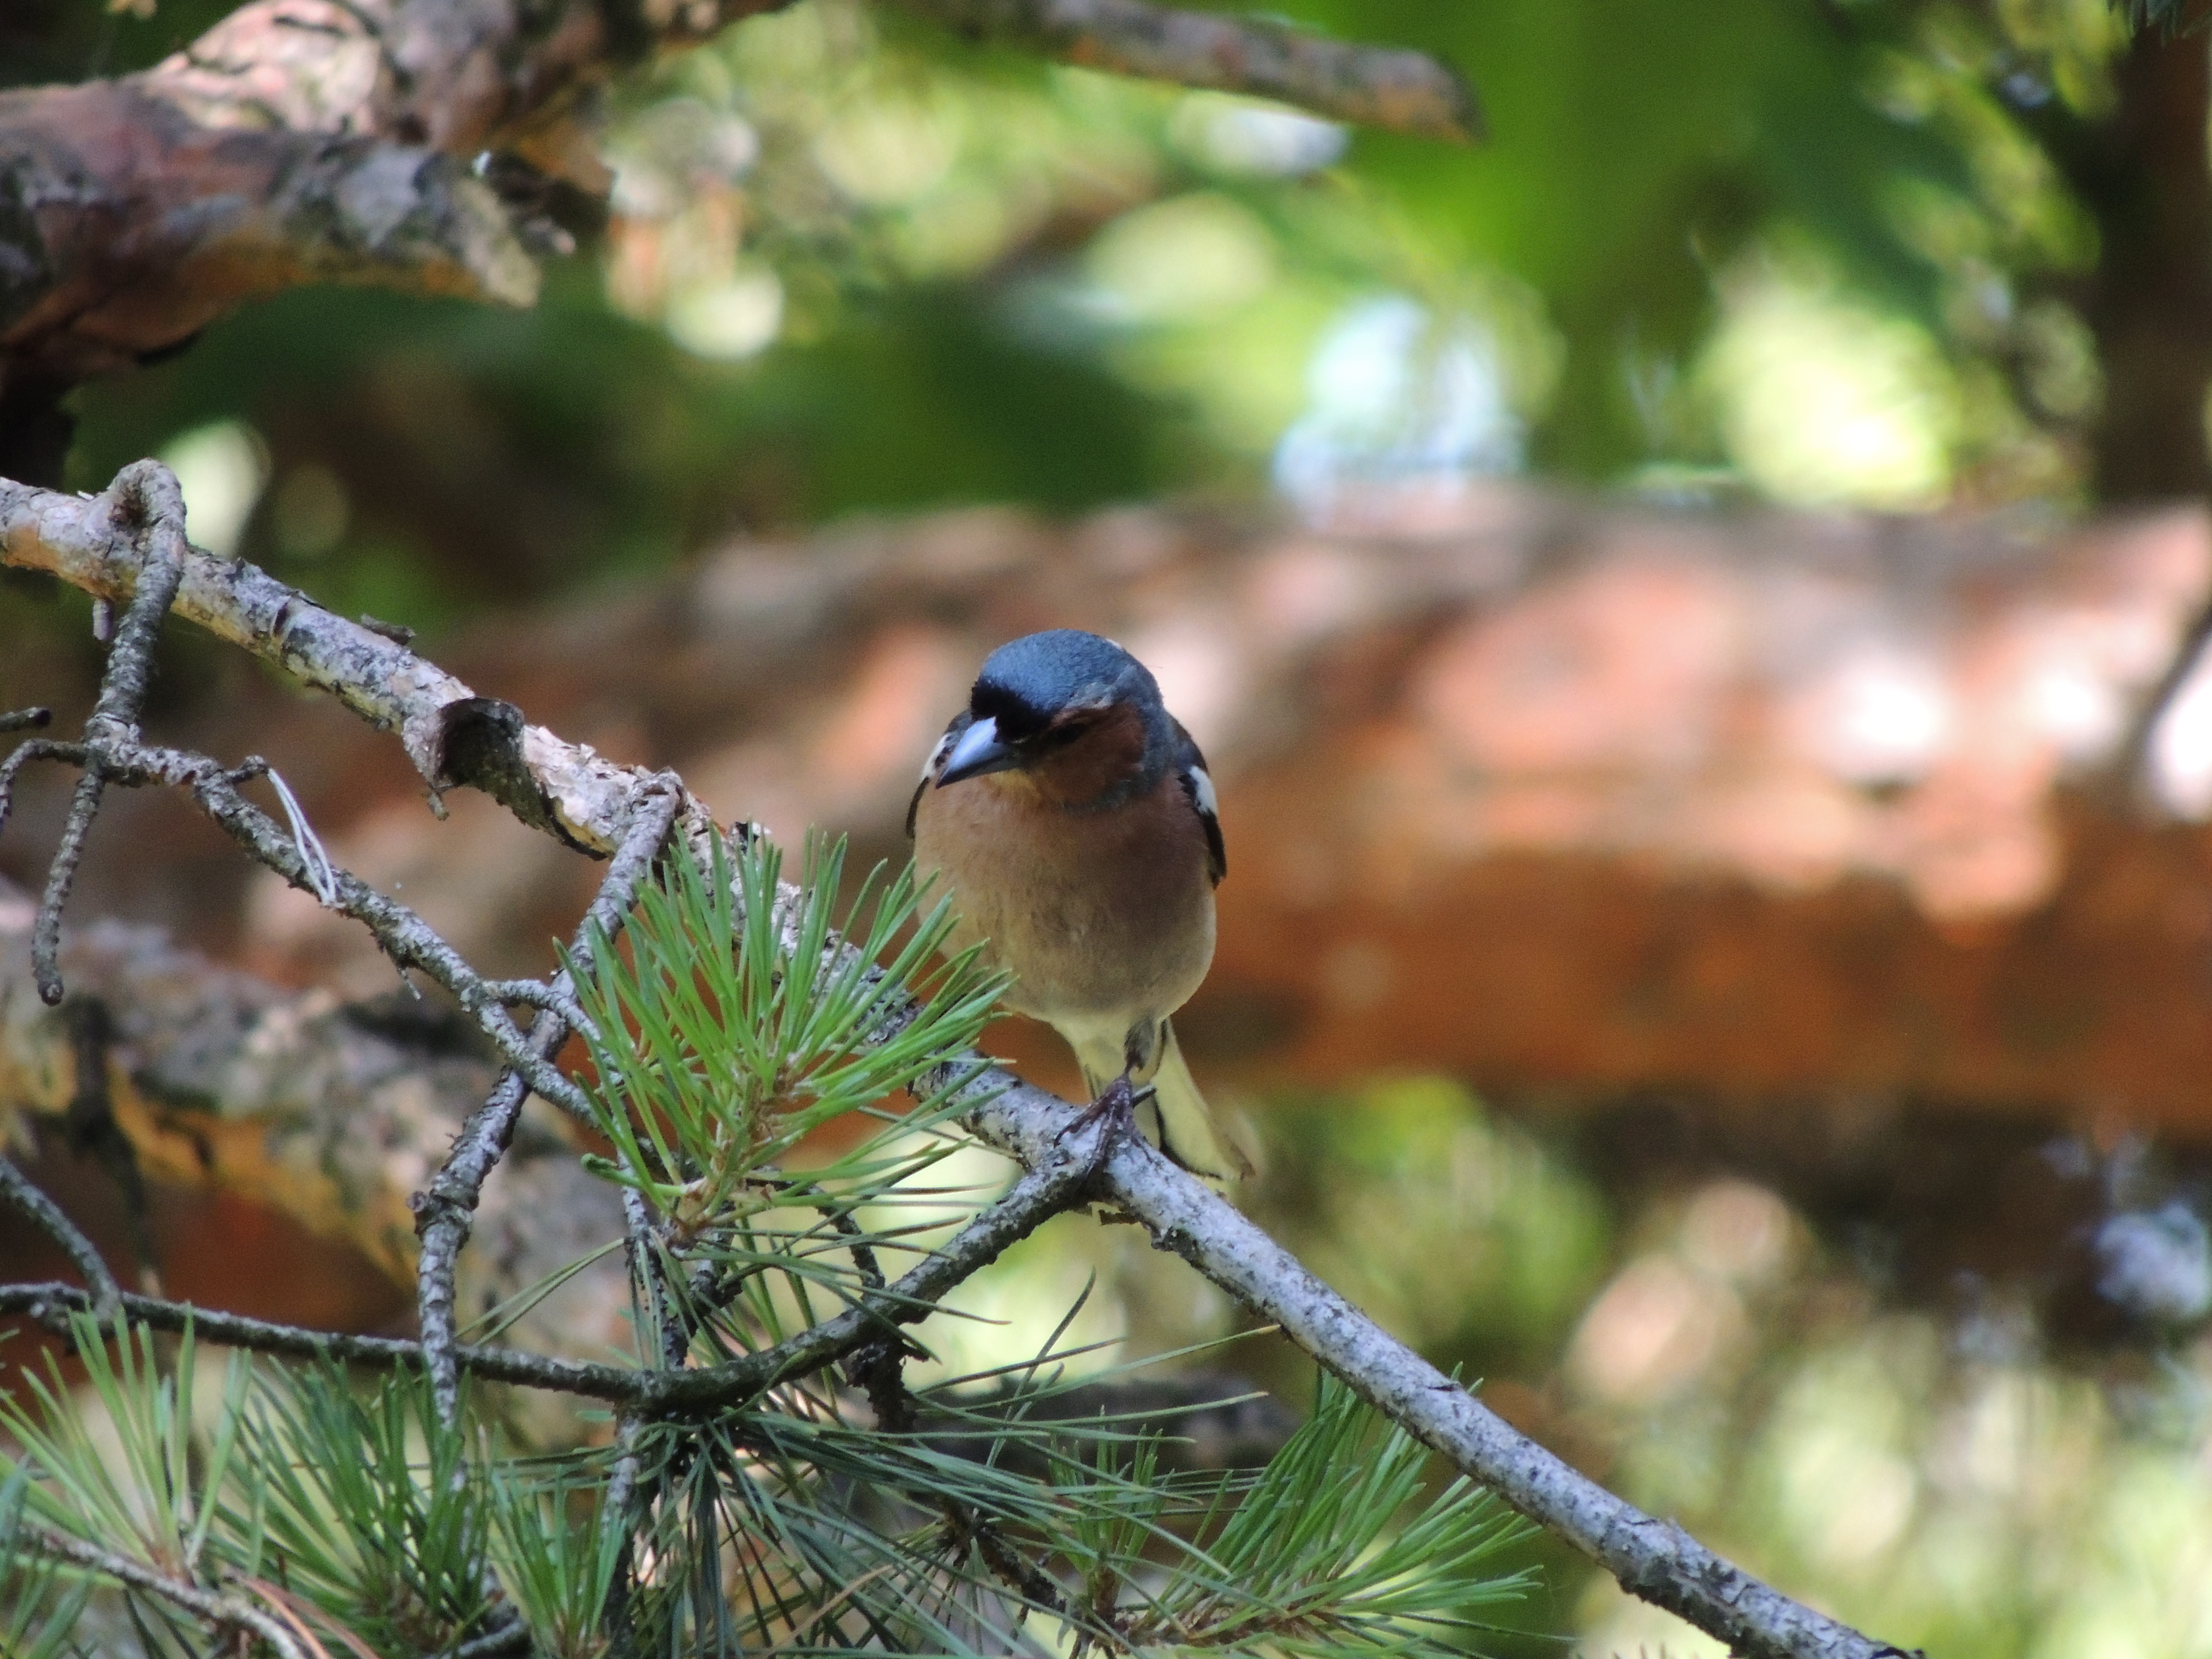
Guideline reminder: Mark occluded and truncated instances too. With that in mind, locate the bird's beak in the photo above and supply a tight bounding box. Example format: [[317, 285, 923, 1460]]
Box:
[[935, 716, 1022, 786]]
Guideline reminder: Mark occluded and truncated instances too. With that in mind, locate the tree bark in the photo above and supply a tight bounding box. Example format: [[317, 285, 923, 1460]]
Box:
[[2077, 26, 2212, 502], [0, 0, 1472, 483]]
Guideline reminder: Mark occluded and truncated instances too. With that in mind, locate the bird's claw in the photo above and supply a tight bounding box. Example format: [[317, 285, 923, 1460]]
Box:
[[1063, 1076, 1151, 1186]]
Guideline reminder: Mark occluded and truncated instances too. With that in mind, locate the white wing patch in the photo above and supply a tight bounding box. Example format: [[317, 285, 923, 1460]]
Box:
[[1185, 763, 1218, 817]]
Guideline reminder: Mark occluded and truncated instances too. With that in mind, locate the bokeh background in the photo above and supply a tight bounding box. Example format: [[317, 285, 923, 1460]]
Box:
[[12, 0, 2212, 1653]]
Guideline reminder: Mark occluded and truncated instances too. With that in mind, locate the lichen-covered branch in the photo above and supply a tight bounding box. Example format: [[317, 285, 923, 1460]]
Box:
[[29, 462, 189, 1005], [0, 463, 1893, 1659], [1, 469, 642, 848], [963, 1079, 1886, 1659]]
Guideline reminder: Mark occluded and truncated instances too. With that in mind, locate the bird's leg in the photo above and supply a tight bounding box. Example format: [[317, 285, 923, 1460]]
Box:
[[1062, 1073, 1151, 1184]]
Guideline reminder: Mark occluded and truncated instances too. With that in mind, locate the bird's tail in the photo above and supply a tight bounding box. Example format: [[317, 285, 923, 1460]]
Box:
[[1078, 1021, 1254, 1185]]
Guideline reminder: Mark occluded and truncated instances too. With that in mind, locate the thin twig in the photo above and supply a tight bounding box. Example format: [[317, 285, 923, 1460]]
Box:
[[821, 1198, 888, 1295], [598, 1413, 651, 1649], [0, 1158, 121, 1312], [20, 1518, 309, 1659], [625, 1185, 688, 1372], [26, 737, 596, 1120], [0, 707, 50, 733], [4, 1135, 1095, 1414], [0, 1282, 638, 1396], [0, 739, 86, 838], [32, 461, 191, 1005], [412, 777, 682, 1427], [890, 0, 1480, 141], [187, 759, 593, 1117], [32, 771, 108, 1006], [479, 977, 586, 1015], [848, 1329, 1093, 1635], [412, 1015, 567, 1423]]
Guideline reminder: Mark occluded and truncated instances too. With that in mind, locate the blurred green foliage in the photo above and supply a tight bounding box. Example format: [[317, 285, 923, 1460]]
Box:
[[20, 0, 2143, 635], [0, 0, 243, 88]]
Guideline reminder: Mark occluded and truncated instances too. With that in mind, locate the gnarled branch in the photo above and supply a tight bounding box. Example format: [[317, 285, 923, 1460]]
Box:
[[0, 0, 1472, 476]]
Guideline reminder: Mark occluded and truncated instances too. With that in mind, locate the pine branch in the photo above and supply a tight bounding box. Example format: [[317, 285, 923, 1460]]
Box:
[[0, 871, 629, 1358], [14, 1519, 310, 1659], [0, 463, 1900, 1659], [21, 732, 595, 1120]]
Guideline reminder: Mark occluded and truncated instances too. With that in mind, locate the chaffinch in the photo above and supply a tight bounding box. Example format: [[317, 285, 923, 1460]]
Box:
[[908, 629, 1252, 1182]]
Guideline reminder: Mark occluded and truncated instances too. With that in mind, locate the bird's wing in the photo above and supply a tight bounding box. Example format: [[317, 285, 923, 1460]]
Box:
[[1171, 719, 1225, 886]]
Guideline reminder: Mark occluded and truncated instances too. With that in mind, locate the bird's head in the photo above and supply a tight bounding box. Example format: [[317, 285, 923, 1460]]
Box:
[[935, 630, 1173, 810]]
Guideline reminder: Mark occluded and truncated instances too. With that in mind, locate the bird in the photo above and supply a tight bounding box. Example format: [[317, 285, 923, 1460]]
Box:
[[908, 629, 1252, 1182]]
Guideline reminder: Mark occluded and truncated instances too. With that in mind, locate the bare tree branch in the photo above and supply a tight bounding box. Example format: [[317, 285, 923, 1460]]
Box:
[[41, 734, 601, 1120], [0, 1280, 639, 1396], [968, 1082, 1886, 1659], [894, 0, 1479, 140], [0, 1157, 120, 1312], [0, 873, 640, 1394], [0, 463, 1895, 1659]]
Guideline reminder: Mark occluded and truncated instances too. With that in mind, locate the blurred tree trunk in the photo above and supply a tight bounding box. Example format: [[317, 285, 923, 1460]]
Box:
[[2079, 26, 2212, 502]]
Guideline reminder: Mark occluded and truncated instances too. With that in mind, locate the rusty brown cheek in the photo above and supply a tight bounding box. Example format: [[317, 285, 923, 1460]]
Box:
[[1027, 704, 1152, 808]]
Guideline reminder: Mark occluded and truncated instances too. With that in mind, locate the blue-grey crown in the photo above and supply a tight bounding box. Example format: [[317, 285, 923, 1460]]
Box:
[[971, 630, 1161, 735], [969, 630, 1173, 803]]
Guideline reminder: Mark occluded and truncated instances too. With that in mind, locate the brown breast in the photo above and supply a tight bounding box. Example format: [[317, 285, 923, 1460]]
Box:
[[911, 761, 1216, 1026]]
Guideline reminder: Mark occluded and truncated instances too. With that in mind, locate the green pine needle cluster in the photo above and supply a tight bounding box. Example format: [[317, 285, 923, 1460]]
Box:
[[0, 831, 1546, 1657], [2, 1322, 1535, 1657], [571, 832, 1004, 1242]]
